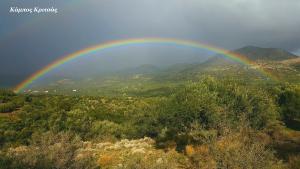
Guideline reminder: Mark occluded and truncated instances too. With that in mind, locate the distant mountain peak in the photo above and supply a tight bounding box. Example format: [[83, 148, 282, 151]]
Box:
[[202, 46, 299, 67], [234, 46, 298, 61]]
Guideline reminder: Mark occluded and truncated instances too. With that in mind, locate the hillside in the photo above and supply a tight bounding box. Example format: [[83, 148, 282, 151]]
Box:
[[177, 46, 300, 83], [154, 46, 300, 82], [1, 77, 299, 169]]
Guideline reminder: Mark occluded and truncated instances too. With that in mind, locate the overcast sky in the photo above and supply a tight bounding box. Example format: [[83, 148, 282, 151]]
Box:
[[0, 0, 300, 85]]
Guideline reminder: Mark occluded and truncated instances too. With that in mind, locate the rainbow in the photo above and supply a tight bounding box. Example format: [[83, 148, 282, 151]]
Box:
[[14, 38, 276, 93]]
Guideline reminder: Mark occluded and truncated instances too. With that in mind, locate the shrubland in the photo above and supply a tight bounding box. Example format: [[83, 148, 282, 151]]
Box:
[[0, 77, 299, 168]]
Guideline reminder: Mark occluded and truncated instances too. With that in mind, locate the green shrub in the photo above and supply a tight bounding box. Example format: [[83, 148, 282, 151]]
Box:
[[277, 84, 300, 121], [91, 120, 124, 140], [157, 77, 280, 148], [0, 102, 17, 113]]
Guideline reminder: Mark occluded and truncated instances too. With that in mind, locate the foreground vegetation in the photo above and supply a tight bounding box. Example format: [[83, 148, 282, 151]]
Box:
[[0, 77, 299, 169]]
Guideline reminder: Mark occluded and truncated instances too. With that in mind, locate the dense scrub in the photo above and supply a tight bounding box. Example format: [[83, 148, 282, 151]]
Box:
[[0, 77, 299, 168], [0, 90, 25, 113]]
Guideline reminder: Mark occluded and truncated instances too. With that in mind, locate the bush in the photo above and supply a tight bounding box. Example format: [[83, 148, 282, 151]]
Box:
[[66, 109, 94, 138], [288, 155, 300, 169], [91, 120, 124, 140], [189, 127, 285, 169], [0, 102, 17, 113], [277, 84, 300, 121], [157, 77, 280, 148], [3, 131, 97, 169]]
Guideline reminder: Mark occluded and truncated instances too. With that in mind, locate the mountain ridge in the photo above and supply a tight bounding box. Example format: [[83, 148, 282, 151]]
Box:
[[234, 46, 298, 61]]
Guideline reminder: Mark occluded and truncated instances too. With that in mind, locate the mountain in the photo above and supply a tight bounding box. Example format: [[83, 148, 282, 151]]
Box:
[[234, 46, 298, 61], [153, 46, 300, 82], [203, 46, 299, 66]]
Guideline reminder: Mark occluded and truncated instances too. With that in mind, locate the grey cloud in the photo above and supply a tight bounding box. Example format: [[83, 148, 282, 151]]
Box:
[[0, 0, 299, 83], [82, 0, 300, 50]]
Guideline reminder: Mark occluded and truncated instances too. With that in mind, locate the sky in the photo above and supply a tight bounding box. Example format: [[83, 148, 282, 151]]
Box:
[[0, 0, 300, 86]]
